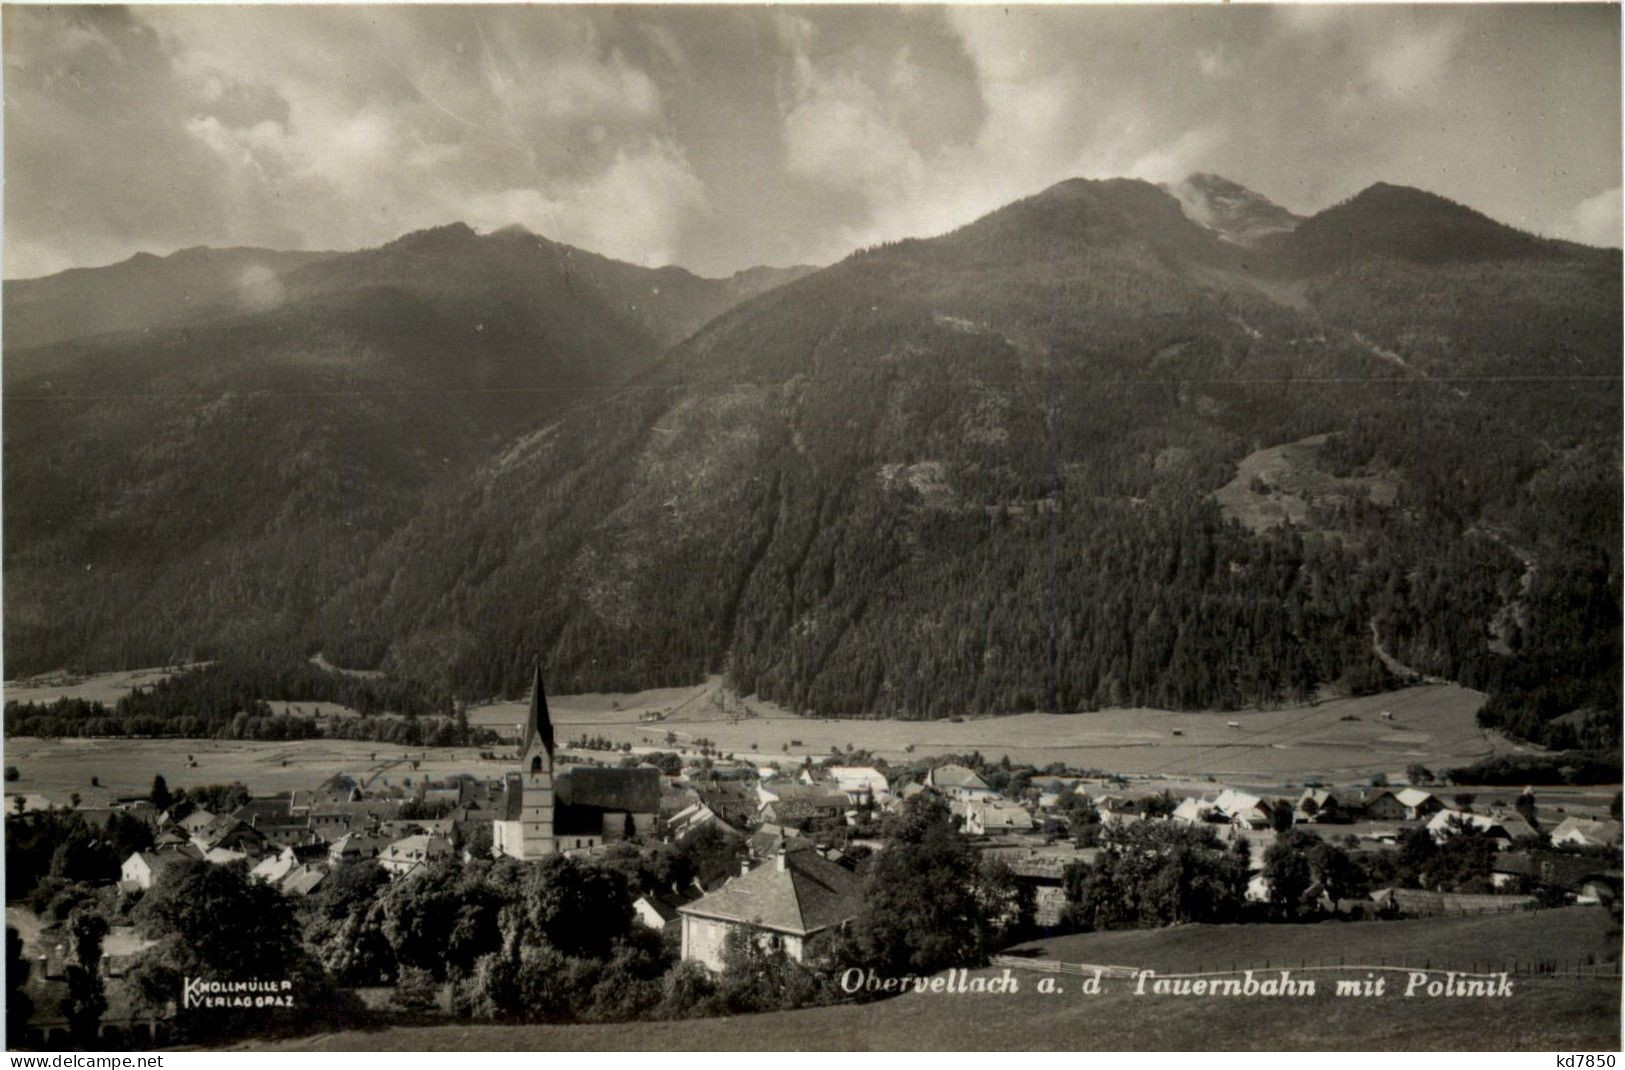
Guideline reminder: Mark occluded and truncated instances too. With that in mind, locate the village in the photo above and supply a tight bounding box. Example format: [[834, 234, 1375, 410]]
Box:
[[5, 669, 1621, 1049]]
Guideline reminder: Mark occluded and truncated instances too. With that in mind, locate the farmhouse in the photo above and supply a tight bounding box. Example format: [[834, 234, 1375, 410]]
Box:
[[925, 764, 993, 799], [1213, 789, 1274, 829], [1549, 817, 1623, 848], [1365, 788, 1445, 822], [964, 798, 1035, 836], [1426, 809, 1537, 844], [677, 846, 862, 972], [1172, 797, 1217, 825], [119, 849, 197, 892], [632, 894, 680, 933], [666, 801, 742, 842], [758, 782, 849, 829], [378, 833, 453, 878], [820, 766, 891, 804]]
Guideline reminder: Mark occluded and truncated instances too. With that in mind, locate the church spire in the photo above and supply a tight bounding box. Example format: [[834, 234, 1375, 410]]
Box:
[[520, 660, 555, 761]]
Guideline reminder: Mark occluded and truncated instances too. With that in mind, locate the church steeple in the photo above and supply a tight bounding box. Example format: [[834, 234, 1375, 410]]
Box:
[[520, 660, 555, 763]]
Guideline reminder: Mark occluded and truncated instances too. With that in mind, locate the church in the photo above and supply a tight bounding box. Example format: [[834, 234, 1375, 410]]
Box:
[[492, 664, 660, 859]]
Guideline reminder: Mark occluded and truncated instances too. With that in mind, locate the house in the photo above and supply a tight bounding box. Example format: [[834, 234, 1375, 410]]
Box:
[[632, 894, 680, 933], [327, 831, 394, 865], [119, 849, 197, 891], [678, 846, 863, 972], [667, 802, 743, 843], [1426, 809, 1537, 845], [824, 766, 891, 805], [1549, 817, 1623, 848], [1365, 788, 1445, 822], [1172, 797, 1216, 825], [177, 809, 217, 836], [924, 764, 992, 799], [189, 815, 270, 857], [747, 824, 815, 861], [964, 799, 1035, 836], [1295, 788, 1354, 824], [1212, 789, 1274, 829], [378, 834, 453, 878], [249, 848, 301, 886], [692, 779, 760, 830], [279, 865, 327, 896], [758, 783, 849, 829]]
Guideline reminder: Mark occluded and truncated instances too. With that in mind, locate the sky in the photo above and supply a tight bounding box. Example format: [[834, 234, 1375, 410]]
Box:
[[3, 3, 1620, 280]]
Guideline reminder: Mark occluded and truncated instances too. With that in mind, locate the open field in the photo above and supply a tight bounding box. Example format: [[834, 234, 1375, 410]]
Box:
[[1214, 433, 1398, 535], [1012, 904, 1620, 974], [253, 908, 1621, 1051], [473, 675, 1518, 781], [8, 669, 1604, 809], [3, 664, 196, 707], [0, 737, 513, 809]]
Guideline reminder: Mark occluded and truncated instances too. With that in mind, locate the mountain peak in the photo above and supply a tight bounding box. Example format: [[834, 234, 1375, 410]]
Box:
[[383, 222, 479, 252], [1284, 182, 1577, 269], [1167, 173, 1302, 247]]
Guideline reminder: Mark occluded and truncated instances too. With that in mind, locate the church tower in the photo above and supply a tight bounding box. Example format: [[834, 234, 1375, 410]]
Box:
[[496, 661, 557, 860]]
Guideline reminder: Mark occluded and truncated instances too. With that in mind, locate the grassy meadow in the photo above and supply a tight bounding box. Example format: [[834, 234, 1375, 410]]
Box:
[[253, 907, 1621, 1051]]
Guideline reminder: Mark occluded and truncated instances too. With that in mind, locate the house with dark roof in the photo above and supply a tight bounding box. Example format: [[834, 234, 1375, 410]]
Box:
[[677, 846, 863, 972], [119, 848, 199, 892]]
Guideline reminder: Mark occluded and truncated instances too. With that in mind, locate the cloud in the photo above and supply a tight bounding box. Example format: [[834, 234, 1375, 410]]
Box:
[[3, 6, 1618, 279], [462, 140, 706, 266], [1363, 24, 1462, 100], [1544, 187, 1623, 249]]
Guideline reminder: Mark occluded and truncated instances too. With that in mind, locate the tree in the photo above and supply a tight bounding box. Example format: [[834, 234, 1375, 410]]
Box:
[[150, 775, 172, 812], [1406, 763, 1434, 785], [61, 907, 108, 1044], [130, 859, 343, 1041], [1514, 790, 1538, 832], [1262, 832, 1317, 918], [7, 926, 33, 1049], [838, 793, 995, 975], [4, 766, 19, 783], [1066, 821, 1248, 930]]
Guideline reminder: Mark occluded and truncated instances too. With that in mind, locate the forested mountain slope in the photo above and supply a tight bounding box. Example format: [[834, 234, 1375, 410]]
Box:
[[315, 178, 1620, 745], [3, 225, 808, 676]]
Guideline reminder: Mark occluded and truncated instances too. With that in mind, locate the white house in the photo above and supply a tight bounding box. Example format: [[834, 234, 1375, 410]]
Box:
[[1426, 809, 1537, 845], [378, 833, 453, 878], [677, 847, 862, 972], [1213, 789, 1273, 829], [1549, 817, 1622, 848], [964, 799, 1035, 836]]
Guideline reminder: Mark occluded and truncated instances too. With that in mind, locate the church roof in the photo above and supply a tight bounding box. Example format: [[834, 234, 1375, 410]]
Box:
[[521, 661, 556, 761], [496, 765, 660, 821]]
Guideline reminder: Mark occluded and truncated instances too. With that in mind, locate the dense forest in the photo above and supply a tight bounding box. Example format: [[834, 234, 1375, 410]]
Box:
[[6, 177, 1619, 749], [3, 658, 494, 745], [306, 180, 1619, 747]]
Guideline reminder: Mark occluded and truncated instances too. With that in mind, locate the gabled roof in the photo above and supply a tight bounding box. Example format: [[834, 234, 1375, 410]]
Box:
[[678, 850, 862, 936], [280, 866, 327, 895], [1394, 788, 1437, 809], [1551, 817, 1623, 845], [1213, 789, 1267, 816], [926, 764, 989, 791], [634, 895, 680, 923]]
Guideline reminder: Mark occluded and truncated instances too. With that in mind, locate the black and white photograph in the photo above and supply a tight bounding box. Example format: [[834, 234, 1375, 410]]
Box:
[[1, 0, 1621, 1055]]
